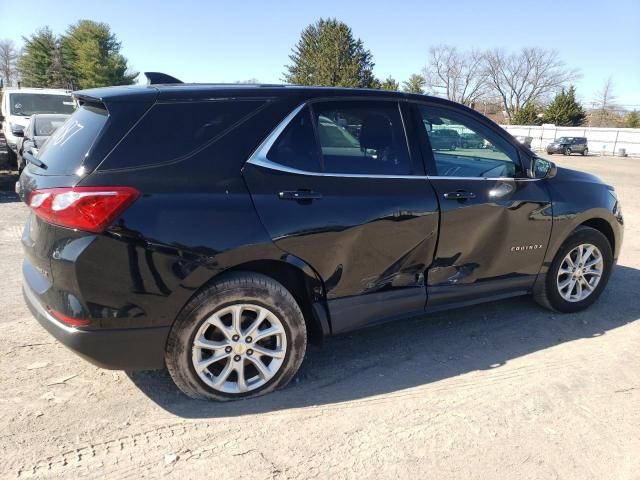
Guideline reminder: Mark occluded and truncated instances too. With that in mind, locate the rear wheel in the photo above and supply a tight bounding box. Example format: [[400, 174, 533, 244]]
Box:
[[165, 272, 307, 401], [582, 148, 588, 156], [6, 147, 17, 167], [534, 227, 613, 312]]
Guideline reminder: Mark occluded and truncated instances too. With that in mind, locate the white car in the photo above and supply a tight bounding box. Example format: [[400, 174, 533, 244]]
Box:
[[0, 87, 75, 166]]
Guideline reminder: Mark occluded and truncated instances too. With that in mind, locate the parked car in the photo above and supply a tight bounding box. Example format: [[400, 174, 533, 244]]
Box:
[[428, 128, 460, 150], [460, 132, 484, 149], [514, 135, 533, 148], [547, 137, 588, 156], [0, 88, 75, 166], [18, 76, 623, 401], [16, 114, 71, 173]]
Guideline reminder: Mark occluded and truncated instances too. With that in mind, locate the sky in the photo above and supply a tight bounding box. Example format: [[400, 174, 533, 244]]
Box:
[[1, 0, 639, 108]]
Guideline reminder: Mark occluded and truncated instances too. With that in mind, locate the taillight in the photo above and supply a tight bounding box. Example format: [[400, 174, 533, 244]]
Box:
[[28, 186, 139, 233], [47, 307, 91, 327]]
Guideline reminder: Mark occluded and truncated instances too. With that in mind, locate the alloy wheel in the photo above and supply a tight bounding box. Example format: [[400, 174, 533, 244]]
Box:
[[556, 243, 604, 302], [191, 304, 287, 394]]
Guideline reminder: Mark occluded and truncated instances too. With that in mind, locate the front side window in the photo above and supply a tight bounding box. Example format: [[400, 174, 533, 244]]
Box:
[[267, 101, 411, 176], [417, 105, 521, 178]]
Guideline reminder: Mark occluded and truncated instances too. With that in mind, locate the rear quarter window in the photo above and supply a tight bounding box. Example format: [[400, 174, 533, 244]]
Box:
[[101, 99, 268, 170]]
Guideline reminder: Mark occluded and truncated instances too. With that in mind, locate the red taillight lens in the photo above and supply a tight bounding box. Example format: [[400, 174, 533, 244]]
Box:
[[28, 186, 139, 233], [47, 307, 91, 327]]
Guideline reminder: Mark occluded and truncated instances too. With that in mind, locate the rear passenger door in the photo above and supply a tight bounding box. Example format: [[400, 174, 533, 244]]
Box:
[[243, 99, 439, 333]]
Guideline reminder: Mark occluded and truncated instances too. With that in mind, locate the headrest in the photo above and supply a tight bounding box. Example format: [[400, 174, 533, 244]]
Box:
[[359, 113, 393, 151]]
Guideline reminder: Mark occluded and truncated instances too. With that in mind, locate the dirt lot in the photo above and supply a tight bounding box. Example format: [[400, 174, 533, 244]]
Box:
[[0, 148, 638, 479]]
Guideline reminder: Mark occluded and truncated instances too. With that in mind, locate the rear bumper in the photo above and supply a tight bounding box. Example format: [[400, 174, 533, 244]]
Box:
[[23, 282, 169, 370]]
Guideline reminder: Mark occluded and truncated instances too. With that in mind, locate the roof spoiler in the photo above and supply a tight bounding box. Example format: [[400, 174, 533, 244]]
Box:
[[144, 72, 183, 85]]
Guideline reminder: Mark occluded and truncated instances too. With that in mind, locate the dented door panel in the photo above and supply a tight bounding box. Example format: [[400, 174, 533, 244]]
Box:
[[426, 178, 552, 300]]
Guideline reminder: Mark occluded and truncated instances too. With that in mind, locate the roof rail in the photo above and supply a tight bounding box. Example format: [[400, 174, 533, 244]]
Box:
[[144, 72, 183, 85]]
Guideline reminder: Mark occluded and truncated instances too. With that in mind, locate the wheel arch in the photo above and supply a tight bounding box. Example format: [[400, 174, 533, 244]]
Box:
[[579, 218, 615, 254], [181, 256, 331, 345]]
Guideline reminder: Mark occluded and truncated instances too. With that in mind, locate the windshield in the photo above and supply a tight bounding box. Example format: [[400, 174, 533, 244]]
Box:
[[10, 93, 75, 116], [34, 115, 70, 136], [556, 137, 571, 143]]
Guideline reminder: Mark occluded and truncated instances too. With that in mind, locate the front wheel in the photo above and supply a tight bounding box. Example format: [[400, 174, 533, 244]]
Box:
[[534, 226, 613, 313], [165, 272, 307, 401], [564, 147, 572, 156]]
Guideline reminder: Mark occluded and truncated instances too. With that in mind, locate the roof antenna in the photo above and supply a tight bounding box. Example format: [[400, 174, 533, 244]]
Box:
[[144, 72, 183, 85]]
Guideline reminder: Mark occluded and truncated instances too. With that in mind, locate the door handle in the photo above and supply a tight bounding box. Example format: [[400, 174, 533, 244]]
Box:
[[443, 190, 476, 200], [278, 190, 323, 200]]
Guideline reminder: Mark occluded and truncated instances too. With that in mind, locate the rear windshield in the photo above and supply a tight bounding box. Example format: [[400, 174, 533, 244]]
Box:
[[10, 93, 75, 116], [34, 115, 69, 136], [35, 105, 108, 175]]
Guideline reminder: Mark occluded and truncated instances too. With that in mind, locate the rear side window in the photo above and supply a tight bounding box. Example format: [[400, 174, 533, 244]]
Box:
[[102, 99, 267, 169], [267, 106, 321, 172], [313, 101, 411, 175], [266, 100, 411, 176], [36, 105, 107, 175]]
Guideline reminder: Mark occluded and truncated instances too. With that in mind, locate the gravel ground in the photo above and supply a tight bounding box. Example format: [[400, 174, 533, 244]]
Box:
[[0, 147, 638, 479]]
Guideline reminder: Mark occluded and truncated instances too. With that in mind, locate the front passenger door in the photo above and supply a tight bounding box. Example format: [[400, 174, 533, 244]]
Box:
[[411, 103, 553, 308]]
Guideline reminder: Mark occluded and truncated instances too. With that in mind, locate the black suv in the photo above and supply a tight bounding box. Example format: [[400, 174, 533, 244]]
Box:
[[547, 137, 589, 156], [19, 76, 623, 401]]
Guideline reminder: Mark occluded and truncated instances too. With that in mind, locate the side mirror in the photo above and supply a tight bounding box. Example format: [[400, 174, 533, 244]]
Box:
[[12, 127, 24, 138], [531, 157, 557, 179]]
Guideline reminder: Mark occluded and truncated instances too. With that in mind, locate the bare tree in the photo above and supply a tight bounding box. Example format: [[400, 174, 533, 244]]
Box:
[[595, 76, 616, 109], [0, 39, 19, 87], [483, 48, 579, 121], [424, 45, 487, 106], [589, 76, 620, 127]]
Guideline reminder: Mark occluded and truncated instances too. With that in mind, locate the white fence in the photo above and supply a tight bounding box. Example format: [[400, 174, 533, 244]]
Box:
[[501, 125, 640, 157]]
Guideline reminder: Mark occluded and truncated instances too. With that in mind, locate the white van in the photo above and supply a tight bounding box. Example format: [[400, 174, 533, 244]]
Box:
[[0, 88, 75, 165]]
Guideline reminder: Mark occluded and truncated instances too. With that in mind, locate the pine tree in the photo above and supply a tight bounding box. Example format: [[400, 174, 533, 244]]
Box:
[[60, 20, 137, 89], [403, 73, 426, 94], [378, 76, 399, 91], [17, 27, 66, 88], [541, 86, 585, 126], [624, 110, 640, 128], [284, 18, 376, 88], [511, 102, 541, 125]]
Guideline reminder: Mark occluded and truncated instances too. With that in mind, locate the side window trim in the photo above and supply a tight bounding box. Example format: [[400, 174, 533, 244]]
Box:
[[409, 100, 526, 179]]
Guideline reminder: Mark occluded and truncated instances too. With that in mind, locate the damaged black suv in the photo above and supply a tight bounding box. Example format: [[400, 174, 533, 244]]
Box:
[[19, 74, 623, 401]]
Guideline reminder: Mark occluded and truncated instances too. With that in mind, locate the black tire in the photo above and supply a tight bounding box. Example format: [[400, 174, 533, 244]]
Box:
[[165, 272, 307, 401], [564, 147, 572, 156], [6, 147, 17, 167], [582, 148, 588, 156], [534, 226, 613, 313]]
